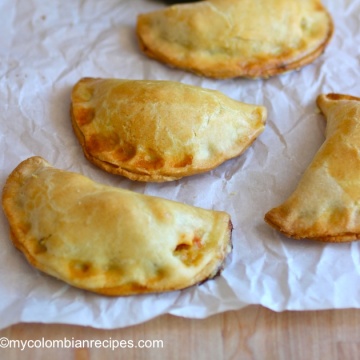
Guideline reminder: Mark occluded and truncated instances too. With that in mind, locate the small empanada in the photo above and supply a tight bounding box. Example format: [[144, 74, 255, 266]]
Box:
[[136, 0, 333, 79], [71, 77, 266, 181], [265, 94, 360, 242], [2, 157, 232, 295]]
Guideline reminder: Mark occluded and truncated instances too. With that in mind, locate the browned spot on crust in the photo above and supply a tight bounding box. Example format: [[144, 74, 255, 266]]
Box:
[[134, 150, 165, 170], [113, 142, 137, 162], [33, 236, 50, 254], [324, 93, 360, 102], [69, 260, 94, 278], [173, 154, 193, 168], [73, 107, 95, 127], [174, 243, 191, 252], [86, 133, 119, 154]]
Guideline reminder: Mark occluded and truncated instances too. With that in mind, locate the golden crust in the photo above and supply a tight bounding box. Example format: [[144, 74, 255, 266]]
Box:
[[265, 93, 360, 242], [1, 157, 233, 296], [136, 0, 334, 79], [71, 77, 266, 182]]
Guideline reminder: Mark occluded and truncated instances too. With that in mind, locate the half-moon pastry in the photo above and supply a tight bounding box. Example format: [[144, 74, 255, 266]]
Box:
[[265, 94, 360, 242], [136, 0, 333, 79], [2, 157, 232, 295], [71, 77, 266, 181]]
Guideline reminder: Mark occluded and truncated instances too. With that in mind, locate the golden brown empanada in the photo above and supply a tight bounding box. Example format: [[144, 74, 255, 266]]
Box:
[[2, 157, 232, 295], [265, 94, 360, 242], [136, 0, 333, 79], [71, 77, 266, 181]]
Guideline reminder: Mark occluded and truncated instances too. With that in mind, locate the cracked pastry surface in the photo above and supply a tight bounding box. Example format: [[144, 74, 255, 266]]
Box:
[[71, 77, 266, 181], [136, 0, 333, 79], [265, 94, 360, 242], [2, 157, 232, 295]]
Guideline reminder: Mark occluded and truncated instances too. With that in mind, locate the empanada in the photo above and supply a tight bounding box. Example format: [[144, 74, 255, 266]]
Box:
[[136, 0, 333, 79], [71, 77, 266, 181], [265, 94, 360, 242], [2, 157, 232, 295]]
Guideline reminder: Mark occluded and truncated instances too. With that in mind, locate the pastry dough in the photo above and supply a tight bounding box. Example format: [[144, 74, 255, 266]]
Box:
[[265, 94, 360, 242], [71, 77, 266, 181], [136, 0, 333, 79], [2, 157, 232, 295]]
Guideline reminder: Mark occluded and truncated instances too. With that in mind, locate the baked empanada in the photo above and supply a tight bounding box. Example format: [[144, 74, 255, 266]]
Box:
[[71, 77, 266, 181], [136, 0, 333, 79], [2, 157, 232, 295], [265, 94, 360, 242]]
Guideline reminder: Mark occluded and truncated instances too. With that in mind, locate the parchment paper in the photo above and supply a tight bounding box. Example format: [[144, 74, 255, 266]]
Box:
[[1, 0, 360, 330]]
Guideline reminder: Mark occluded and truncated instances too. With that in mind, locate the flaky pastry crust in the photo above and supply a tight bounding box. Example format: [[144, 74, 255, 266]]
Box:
[[265, 94, 360, 242], [136, 0, 333, 79], [2, 157, 232, 295], [71, 77, 266, 181]]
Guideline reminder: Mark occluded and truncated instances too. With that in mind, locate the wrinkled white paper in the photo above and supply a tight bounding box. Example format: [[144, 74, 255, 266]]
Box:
[[1, 0, 360, 330]]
